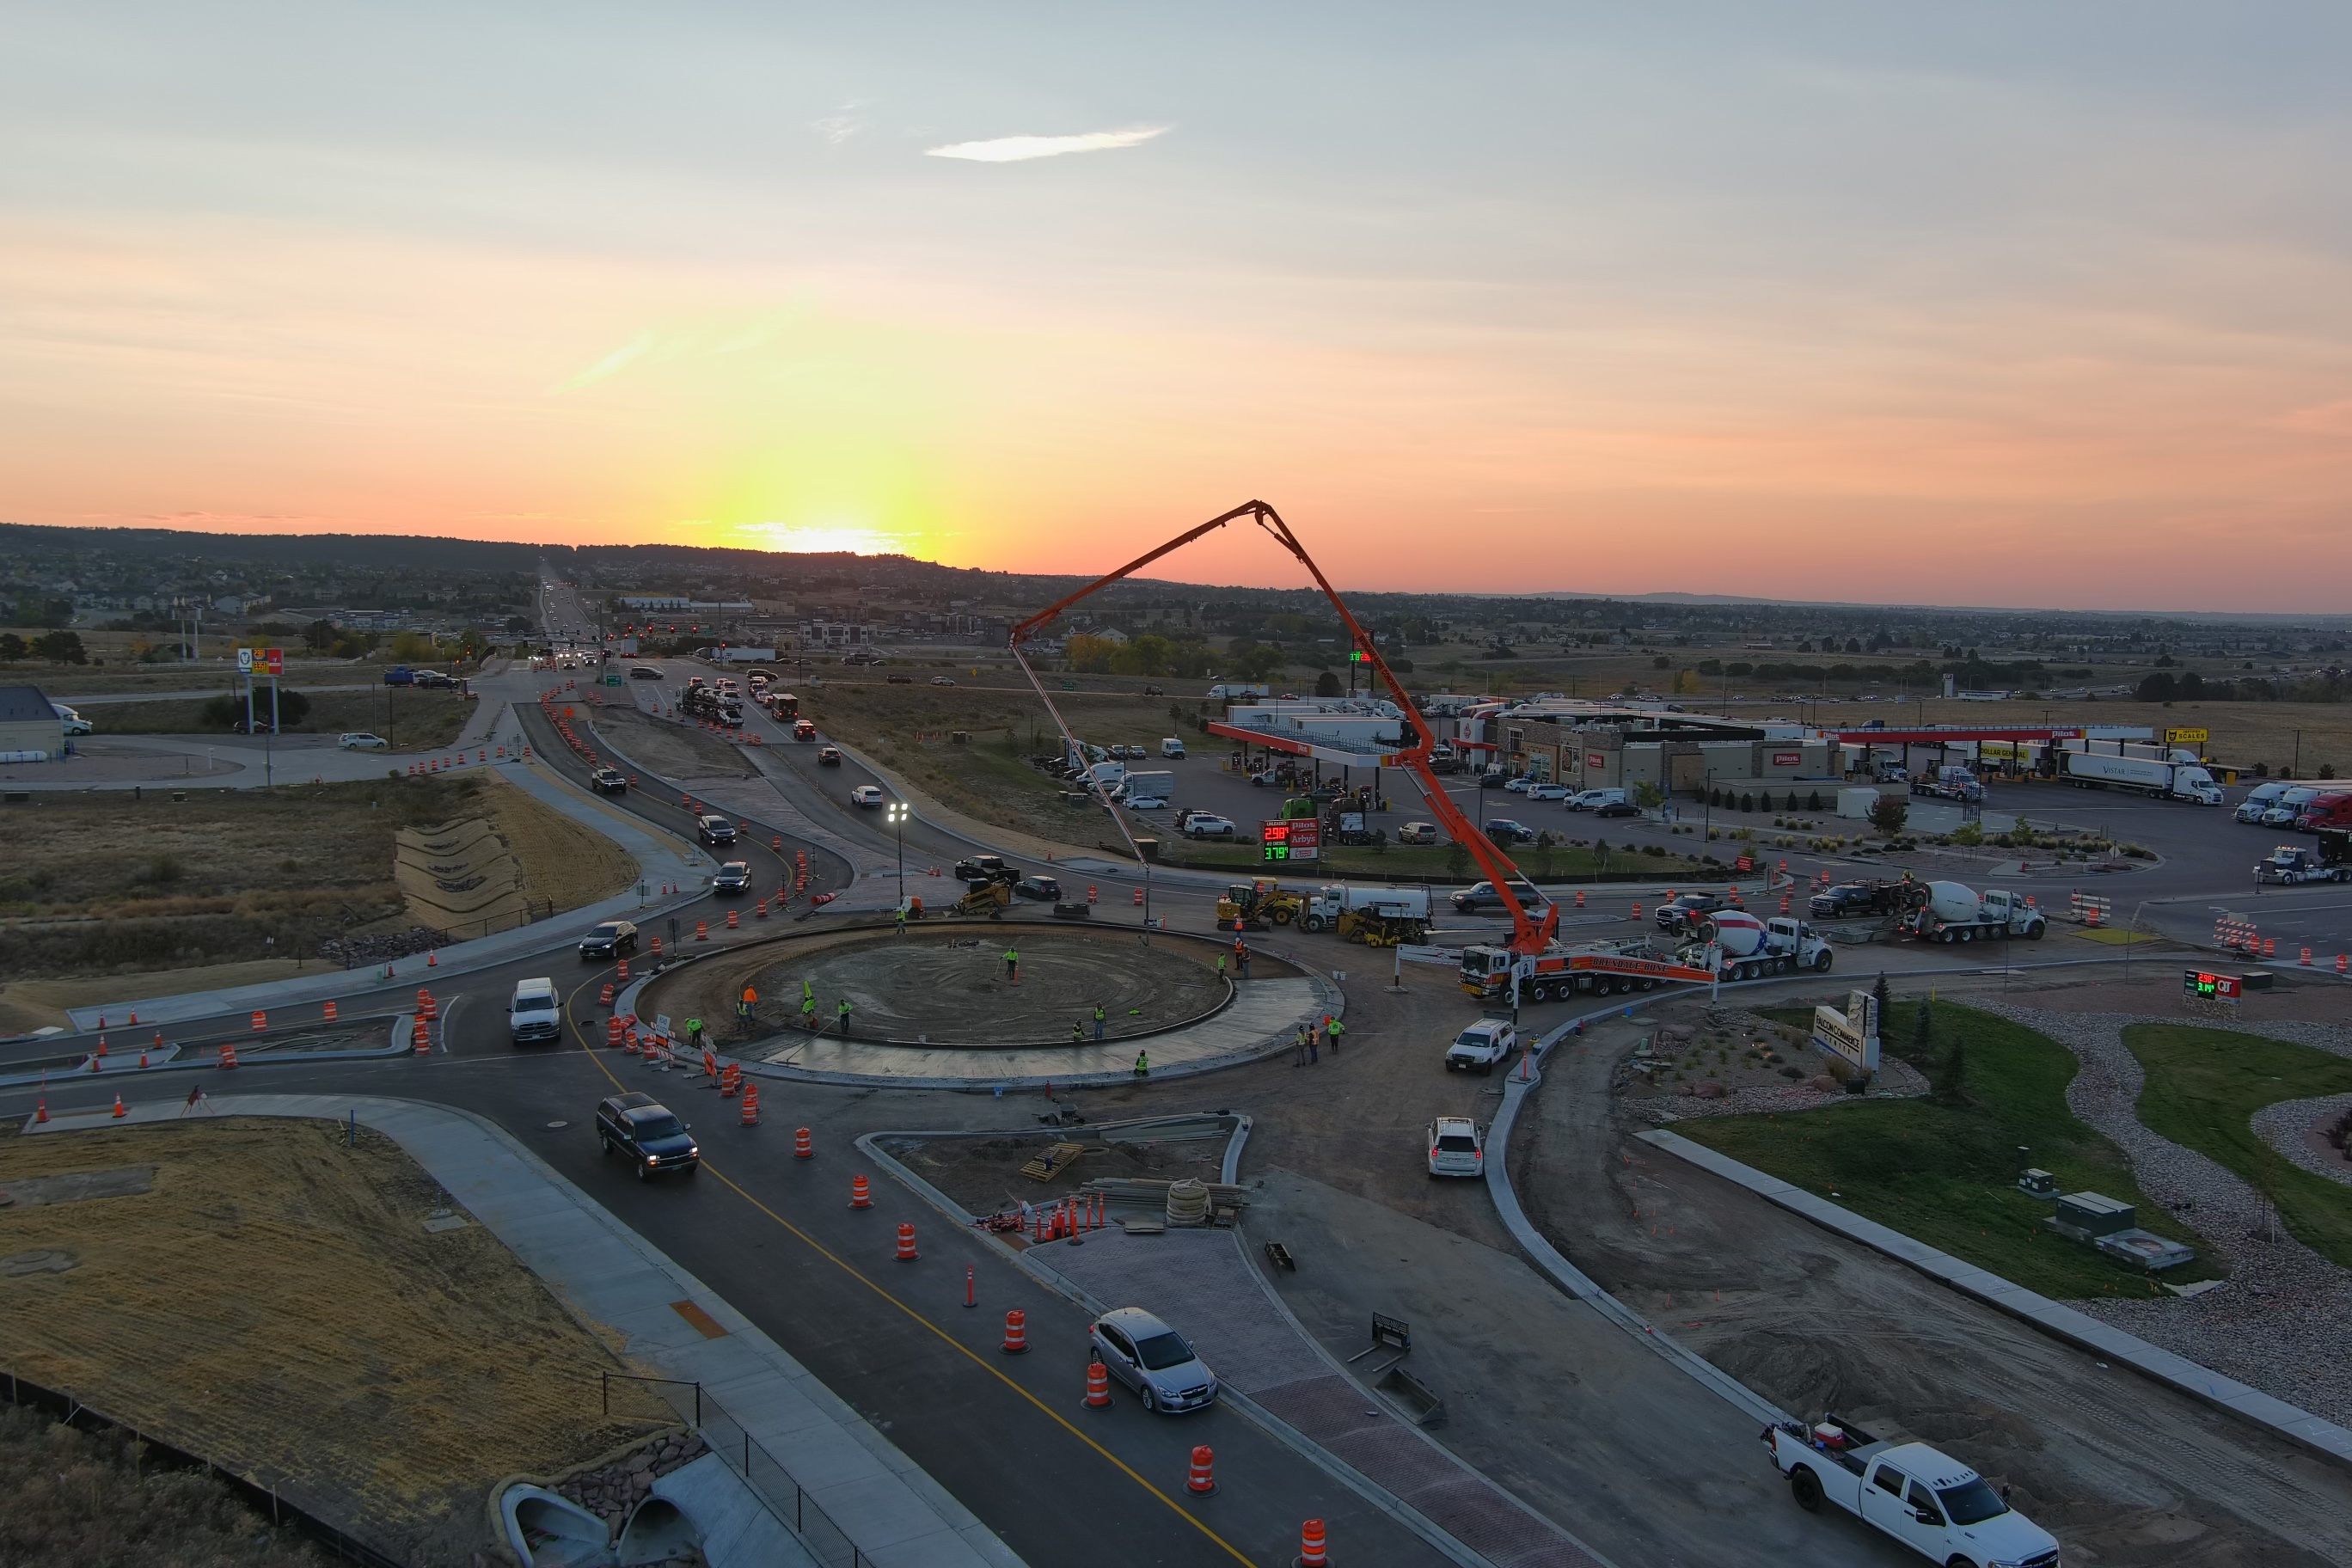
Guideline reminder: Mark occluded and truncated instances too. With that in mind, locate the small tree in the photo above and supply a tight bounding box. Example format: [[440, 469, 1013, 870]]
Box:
[[1868, 795, 1909, 837], [1444, 839, 1469, 880], [1872, 972, 1892, 1029], [1912, 996, 1933, 1056], [1632, 780, 1665, 811], [1314, 670, 1342, 698]]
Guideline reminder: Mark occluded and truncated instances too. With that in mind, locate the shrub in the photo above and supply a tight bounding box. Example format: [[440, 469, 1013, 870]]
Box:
[[1807, 790, 1822, 811]]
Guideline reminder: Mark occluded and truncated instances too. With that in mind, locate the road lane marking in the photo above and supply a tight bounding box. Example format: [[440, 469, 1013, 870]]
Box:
[[559, 971, 1259, 1567]]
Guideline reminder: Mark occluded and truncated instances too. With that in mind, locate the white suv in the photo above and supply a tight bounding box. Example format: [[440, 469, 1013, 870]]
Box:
[[1427, 1117, 1485, 1178], [1444, 1019, 1517, 1075]]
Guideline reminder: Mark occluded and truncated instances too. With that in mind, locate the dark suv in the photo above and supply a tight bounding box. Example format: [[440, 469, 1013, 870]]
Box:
[[596, 1093, 700, 1180], [696, 814, 738, 847], [712, 861, 751, 893], [578, 919, 639, 959], [1449, 879, 1548, 916], [1655, 891, 1727, 933]]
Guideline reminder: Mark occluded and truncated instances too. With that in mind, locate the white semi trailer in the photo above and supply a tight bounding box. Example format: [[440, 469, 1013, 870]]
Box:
[[2058, 750, 2221, 805]]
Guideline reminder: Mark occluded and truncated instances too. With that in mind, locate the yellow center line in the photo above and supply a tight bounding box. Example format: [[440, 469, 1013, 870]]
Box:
[[560, 973, 1259, 1568]]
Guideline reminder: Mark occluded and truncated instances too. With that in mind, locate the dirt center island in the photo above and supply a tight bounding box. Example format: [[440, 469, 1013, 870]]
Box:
[[634, 925, 1281, 1047]]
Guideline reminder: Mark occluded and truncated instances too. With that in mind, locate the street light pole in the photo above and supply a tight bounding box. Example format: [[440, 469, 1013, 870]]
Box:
[[886, 801, 908, 908]]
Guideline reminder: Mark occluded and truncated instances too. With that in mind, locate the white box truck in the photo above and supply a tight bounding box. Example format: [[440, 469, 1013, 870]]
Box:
[[1120, 769, 1175, 809], [2058, 750, 2221, 805]]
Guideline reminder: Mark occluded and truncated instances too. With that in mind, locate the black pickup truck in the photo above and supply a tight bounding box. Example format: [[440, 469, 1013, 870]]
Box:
[[597, 1093, 700, 1180]]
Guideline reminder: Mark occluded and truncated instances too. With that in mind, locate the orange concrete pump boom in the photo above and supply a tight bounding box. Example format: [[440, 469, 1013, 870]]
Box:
[[1009, 499, 1559, 955]]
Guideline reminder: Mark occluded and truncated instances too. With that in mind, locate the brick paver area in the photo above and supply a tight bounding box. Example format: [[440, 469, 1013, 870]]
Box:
[[1045, 1227, 1610, 1568]]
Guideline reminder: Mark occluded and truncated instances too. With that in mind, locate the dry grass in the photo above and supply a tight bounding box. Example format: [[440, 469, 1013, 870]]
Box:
[[473, 771, 639, 912], [0, 1120, 677, 1564], [0, 1402, 330, 1568], [0, 776, 489, 980], [0, 959, 312, 1033], [806, 683, 1201, 847], [96, 688, 474, 753]]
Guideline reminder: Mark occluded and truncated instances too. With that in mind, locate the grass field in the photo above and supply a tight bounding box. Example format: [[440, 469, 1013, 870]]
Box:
[[0, 771, 632, 984], [0, 1120, 675, 1563], [0, 1402, 328, 1568], [1681, 1001, 2220, 1299], [2121, 1024, 2352, 1268], [95, 687, 473, 752]]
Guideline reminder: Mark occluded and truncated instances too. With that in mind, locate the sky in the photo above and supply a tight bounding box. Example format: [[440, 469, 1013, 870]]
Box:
[[3, 3, 2349, 609]]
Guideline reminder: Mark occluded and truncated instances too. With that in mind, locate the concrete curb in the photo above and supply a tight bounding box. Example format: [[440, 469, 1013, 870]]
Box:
[[0, 1013, 416, 1091], [617, 928, 1340, 1092], [852, 1126, 1503, 1568], [21, 1093, 1026, 1568], [1634, 1127, 2352, 1471], [1479, 1002, 1793, 1428]]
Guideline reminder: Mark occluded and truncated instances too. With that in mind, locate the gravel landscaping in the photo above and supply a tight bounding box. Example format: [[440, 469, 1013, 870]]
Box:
[[2252, 1092, 2352, 1190], [1986, 1004, 2352, 1428]]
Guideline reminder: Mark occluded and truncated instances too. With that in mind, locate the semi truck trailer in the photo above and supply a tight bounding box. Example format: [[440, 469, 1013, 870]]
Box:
[[2057, 750, 2221, 805]]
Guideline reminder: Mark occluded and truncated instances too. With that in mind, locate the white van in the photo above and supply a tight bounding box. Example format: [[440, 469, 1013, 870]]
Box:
[[1566, 787, 1626, 812], [1161, 737, 1186, 759], [509, 977, 562, 1046]]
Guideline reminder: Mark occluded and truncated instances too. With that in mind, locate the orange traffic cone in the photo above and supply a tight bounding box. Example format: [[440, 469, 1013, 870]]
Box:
[[34, 1098, 48, 1123], [1001, 1309, 1029, 1354], [1298, 1519, 1329, 1565], [896, 1222, 918, 1262], [850, 1174, 872, 1209], [323, 1001, 338, 1022], [740, 1084, 760, 1125], [1085, 1359, 1112, 1409], [219, 1043, 239, 1069], [111, 1095, 126, 1119], [794, 1126, 813, 1160], [1186, 1446, 1216, 1496]]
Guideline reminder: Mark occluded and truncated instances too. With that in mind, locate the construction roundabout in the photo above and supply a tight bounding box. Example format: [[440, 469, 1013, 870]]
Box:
[[621, 922, 1341, 1087]]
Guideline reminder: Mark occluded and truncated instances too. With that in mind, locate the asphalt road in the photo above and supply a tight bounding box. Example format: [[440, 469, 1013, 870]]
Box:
[[16, 640, 2342, 1567]]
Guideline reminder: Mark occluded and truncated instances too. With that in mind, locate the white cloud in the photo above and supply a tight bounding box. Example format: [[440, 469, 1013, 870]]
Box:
[[924, 126, 1169, 163], [812, 102, 866, 146]]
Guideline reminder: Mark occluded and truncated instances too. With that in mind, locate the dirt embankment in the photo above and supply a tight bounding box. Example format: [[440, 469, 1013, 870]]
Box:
[[587, 704, 753, 781], [0, 1121, 677, 1565]]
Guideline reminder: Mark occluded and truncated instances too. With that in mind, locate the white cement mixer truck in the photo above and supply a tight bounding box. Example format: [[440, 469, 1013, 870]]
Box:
[[1675, 910, 1836, 981], [1896, 880, 2047, 945]]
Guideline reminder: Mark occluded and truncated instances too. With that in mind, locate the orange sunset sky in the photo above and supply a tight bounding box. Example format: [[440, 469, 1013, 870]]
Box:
[[3, 4, 2349, 609]]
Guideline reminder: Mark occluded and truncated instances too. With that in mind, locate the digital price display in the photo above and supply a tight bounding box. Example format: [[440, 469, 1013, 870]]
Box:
[[1262, 821, 1293, 862], [2183, 970, 2242, 1001]]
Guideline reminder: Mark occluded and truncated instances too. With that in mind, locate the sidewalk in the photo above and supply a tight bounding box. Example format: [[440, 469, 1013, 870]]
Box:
[[1638, 1128, 2352, 1468], [25, 1093, 1024, 1568], [64, 758, 709, 1030]]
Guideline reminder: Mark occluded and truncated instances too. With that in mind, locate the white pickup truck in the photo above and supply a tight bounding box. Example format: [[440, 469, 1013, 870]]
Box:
[[1443, 1018, 1517, 1075], [1766, 1417, 2059, 1568]]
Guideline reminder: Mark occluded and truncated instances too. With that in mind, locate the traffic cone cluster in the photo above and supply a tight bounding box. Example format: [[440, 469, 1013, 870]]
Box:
[[415, 989, 438, 1020], [719, 1063, 742, 1098]]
